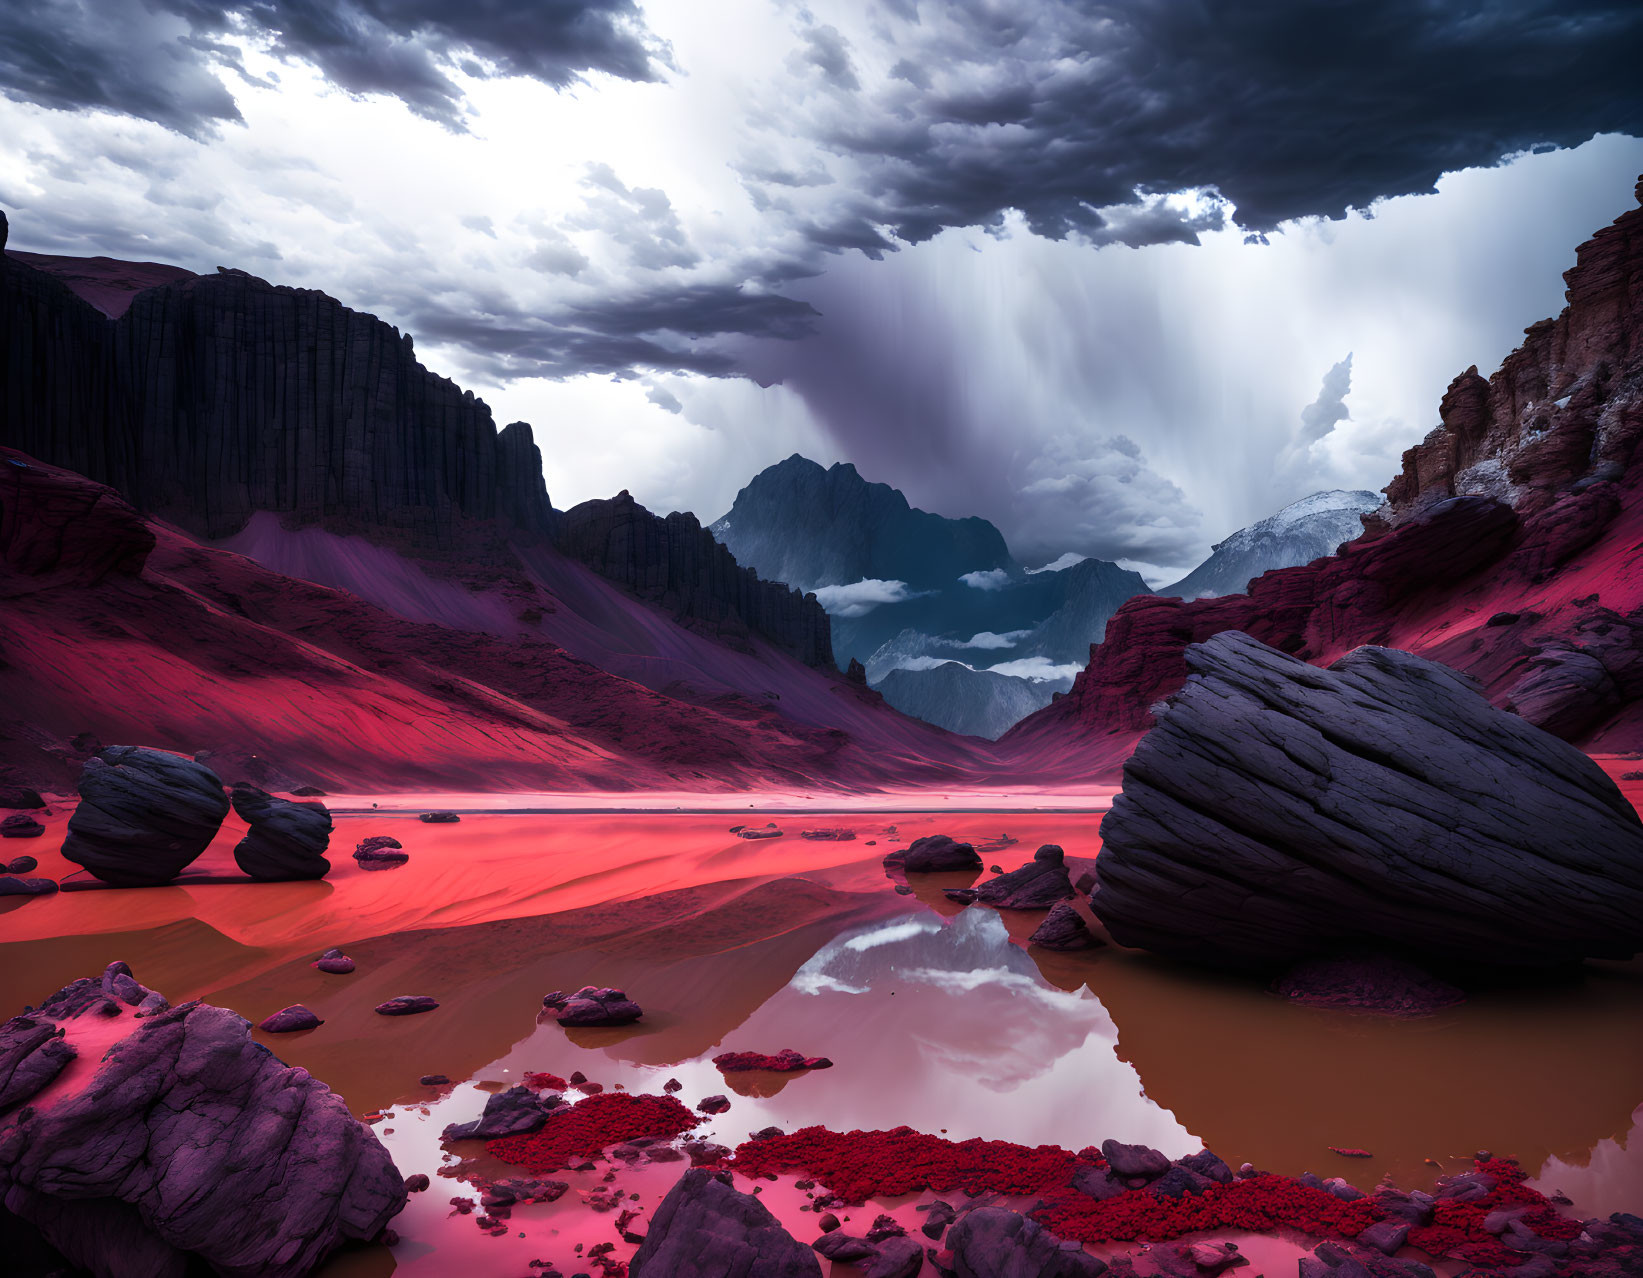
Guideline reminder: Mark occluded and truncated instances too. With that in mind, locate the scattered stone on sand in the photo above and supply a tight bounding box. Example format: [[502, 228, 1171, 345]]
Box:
[[0, 875, 57, 897], [884, 834, 982, 873], [442, 1085, 562, 1140], [1356, 1221, 1411, 1255], [800, 828, 856, 841], [1029, 900, 1103, 951], [0, 785, 45, 808], [816, 1231, 924, 1278], [419, 811, 461, 823], [545, 986, 643, 1026], [736, 823, 784, 840], [894, 883, 915, 894], [230, 783, 333, 880], [420, 1074, 450, 1086], [1093, 631, 1643, 968], [4, 853, 39, 872], [1274, 954, 1465, 1016], [259, 1004, 324, 1033], [375, 995, 439, 1016], [0, 971, 405, 1277], [697, 1095, 731, 1115], [2, 815, 43, 839], [312, 947, 356, 975], [1329, 1147, 1374, 1159], [945, 1207, 1107, 1278], [712, 1049, 832, 1072], [61, 746, 230, 886], [353, 834, 409, 870], [947, 844, 1075, 909], [630, 1168, 820, 1277]]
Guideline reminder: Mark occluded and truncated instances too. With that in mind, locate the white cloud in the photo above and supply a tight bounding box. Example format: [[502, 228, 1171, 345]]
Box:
[[813, 577, 920, 617], [956, 630, 1031, 650], [958, 568, 1012, 591]]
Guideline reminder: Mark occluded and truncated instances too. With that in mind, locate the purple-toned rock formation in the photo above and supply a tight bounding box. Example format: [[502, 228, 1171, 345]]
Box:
[[0, 968, 405, 1277], [61, 746, 229, 886], [1093, 631, 1643, 968], [630, 1167, 821, 1277]]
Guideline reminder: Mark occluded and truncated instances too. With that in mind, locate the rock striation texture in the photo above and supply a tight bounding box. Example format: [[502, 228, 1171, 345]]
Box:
[[230, 782, 332, 880], [0, 970, 405, 1277], [555, 491, 832, 666], [1092, 631, 1643, 968], [62, 746, 230, 886], [1006, 180, 1643, 759], [630, 1167, 821, 1277]]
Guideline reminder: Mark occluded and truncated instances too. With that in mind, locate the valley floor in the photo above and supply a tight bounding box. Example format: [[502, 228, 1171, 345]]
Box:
[[3, 768, 1641, 1275]]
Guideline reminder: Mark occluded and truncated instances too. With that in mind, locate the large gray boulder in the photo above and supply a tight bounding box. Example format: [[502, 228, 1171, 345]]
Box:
[[62, 747, 229, 886], [0, 971, 406, 1277], [1093, 631, 1643, 968], [945, 1207, 1107, 1278], [230, 783, 332, 880], [631, 1167, 820, 1277]]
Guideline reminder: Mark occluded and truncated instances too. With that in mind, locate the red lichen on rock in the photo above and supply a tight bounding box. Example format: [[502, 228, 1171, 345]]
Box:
[[486, 1093, 700, 1173], [523, 1071, 568, 1091]]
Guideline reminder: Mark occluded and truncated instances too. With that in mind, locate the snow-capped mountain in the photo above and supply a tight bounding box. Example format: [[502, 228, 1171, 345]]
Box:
[[1161, 489, 1380, 600]]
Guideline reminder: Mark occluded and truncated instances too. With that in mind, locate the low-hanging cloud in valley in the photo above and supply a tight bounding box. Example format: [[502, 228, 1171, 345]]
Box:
[[812, 577, 924, 617], [958, 569, 1013, 591]]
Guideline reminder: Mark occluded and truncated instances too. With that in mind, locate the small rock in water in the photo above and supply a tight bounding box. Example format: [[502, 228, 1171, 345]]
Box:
[[419, 811, 460, 823], [420, 1074, 450, 1086], [405, 1174, 431, 1192], [894, 884, 914, 895], [800, 828, 855, 841], [4, 853, 39, 872], [884, 834, 981, 872], [2, 816, 44, 840], [736, 823, 783, 840], [375, 995, 439, 1016], [1028, 900, 1103, 951], [259, 1004, 323, 1033], [712, 1049, 831, 1072], [551, 986, 642, 1026], [353, 835, 409, 870], [947, 844, 1074, 909], [0, 875, 57, 897], [312, 946, 356, 974], [697, 1095, 731, 1115], [1329, 1146, 1374, 1159]]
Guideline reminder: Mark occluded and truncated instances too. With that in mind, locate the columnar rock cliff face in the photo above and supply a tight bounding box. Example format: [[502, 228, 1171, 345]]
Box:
[[555, 492, 833, 666], [1005, 178, 1643, 761], [0, 213, 135, 491], [3, 214, 834, 665]]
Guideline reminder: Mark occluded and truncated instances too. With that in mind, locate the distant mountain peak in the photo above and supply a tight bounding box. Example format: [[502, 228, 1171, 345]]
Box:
[[1165, 489, 1380, 601]]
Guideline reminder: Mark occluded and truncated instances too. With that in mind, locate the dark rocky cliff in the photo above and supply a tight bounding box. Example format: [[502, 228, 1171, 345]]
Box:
[[1, 213, 833, 666], [556, 491, 833, 666]]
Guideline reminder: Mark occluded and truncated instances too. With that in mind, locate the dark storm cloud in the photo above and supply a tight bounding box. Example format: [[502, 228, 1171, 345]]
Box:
[[402, 280, 821, 379], [783, 0, 1643, 249], [0, 0, 668, 135]]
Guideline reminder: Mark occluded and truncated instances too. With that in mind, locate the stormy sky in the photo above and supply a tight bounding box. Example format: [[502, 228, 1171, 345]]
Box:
[[2, 1, 1640, 579]]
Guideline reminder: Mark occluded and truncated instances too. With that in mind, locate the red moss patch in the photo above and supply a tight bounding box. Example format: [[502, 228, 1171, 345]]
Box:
[[730, 1124, 1078, 1200], [487, 1093, 700, 1172], [1405, 1158, 1582, 1268], [1036, 1173, 1382, 1244], [712, 1049, 832, 1072]]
